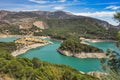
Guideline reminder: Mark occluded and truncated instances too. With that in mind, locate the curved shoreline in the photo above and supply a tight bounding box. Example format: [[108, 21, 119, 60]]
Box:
[[58, 49, 107, 58], [0, 35, 51, 56], [11, 42, 52, 56], [0, 35, 49, 39], [5, 36, 108, 78], [80, 37, 116, 43]]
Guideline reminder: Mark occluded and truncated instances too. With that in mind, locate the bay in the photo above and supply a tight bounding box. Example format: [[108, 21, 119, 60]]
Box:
[[1, 37, 119, 72], [19, 40, 102, 72]]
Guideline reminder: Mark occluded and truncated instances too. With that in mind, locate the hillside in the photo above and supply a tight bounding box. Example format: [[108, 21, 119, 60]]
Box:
[[58, 34, 107, 58], [0, 42, 98, 80], [0, 10, 119, 40]]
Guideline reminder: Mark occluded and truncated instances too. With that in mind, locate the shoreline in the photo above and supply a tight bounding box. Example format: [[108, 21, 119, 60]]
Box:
[[1, 35, 109, 78], [11, 42, 52, 56], [87, 71, 108, 79], [58, 49, 107, 58], [80, 37, 116, 43], [50, 38, 63, 42], [0, 35, 49, 39], [0, 35, 116, 43], [0, 35, 23, 38], [0, 35, 51, 56]]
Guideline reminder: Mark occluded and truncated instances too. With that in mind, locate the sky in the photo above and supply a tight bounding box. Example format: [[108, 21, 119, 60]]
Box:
[[0, 0, 120, 25]]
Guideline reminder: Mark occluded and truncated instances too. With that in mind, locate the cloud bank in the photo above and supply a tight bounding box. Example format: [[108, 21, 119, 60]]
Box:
[[71, 11, 118, 25]]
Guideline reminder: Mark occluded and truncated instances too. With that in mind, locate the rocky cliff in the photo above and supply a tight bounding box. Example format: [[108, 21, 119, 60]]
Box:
[[58, 49, 107, 58]]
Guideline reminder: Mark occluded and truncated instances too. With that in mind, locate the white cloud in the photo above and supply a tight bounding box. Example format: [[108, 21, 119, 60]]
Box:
[[29, 0, 50, 4], [59, 0, 66, 2], [105, 5, 120, 10], [72, 11, 115, 17], [90, 2, 120, 5], [54, 6, 64, 10], [29, 0, 66, 4], [71, 11, 119, 25]]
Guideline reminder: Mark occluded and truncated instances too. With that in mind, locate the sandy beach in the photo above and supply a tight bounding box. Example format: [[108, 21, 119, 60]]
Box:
[[11, 42, 52, 56]]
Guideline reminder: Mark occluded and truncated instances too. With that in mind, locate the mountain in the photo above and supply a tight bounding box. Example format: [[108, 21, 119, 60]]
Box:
[[0, 10, 119, 39], [17, 10, 116, 29]]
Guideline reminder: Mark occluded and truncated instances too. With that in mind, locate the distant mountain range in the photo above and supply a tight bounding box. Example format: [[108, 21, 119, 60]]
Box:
[[0, 10, 119, 39]]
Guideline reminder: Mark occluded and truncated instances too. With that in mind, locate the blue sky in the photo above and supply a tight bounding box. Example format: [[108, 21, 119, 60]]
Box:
[[0, 0, 120, 25]]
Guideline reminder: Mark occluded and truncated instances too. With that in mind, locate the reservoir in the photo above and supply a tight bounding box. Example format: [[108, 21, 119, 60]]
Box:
[[19, 39, 116, 72], [0, 37, 119, 72], [0, 37, 18, 42]]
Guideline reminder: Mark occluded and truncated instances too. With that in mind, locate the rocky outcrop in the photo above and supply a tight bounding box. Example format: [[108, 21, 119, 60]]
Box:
[[87, 71, 108, 80], [15, 37, 48, 45], [19, 23, 33, 29], [58, 49, 107, 58], [0, 10, 10, 20], [18, 19, 48, 30], [79, 71, 108, 80], [0, 74, 14, 80], [33, 21, 48, 29]]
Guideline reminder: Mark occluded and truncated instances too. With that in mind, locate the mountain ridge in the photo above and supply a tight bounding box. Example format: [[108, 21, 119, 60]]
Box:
[[0, 10, 119, 40], [0, 10, 116, 27]]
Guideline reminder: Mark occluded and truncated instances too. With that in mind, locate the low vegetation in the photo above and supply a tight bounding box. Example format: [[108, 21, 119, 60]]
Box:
[[0, 42, 17, 54], [59, 34, 103, 54], [34, 18, 118, 40], [0, 11, 118, 40], [0, 42, 98, 80], [100, 12, 120, 80]]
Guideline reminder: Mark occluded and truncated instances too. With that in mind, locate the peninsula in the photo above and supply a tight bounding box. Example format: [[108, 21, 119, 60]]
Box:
[[58, 35, 107, 58], [11, 37, 52, 56]]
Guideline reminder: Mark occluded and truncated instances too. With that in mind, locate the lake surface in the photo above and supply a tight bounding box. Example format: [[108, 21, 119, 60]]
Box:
[[19, 39, 110, 72], [86, 41, 120, 53], [0, 37, 119, 72], [0, 37, 18, 42]]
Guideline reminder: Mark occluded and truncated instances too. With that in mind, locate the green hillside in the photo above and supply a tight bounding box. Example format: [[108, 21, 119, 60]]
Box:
[[35, 18, 118, 40], [0, 42, 98, 80], [59, 34, 103, 53], [0, 10, 118, 40]]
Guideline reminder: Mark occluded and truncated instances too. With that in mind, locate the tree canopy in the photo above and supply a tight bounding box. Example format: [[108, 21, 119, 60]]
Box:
[[59, 34, 103, 54], [114, 12, 120, 24]]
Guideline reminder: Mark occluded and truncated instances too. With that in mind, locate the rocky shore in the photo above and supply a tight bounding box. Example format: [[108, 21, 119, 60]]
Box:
[[0, 35, 49, 39], [12, 42, 51, 56], [58, 49, 107, 58], [11, 37, 52, 56], [87, 71, 108, 80], [80, 37, 116, 43]]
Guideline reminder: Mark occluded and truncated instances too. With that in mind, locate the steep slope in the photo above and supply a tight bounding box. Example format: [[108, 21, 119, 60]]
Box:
[[0, 10, 118, 39]]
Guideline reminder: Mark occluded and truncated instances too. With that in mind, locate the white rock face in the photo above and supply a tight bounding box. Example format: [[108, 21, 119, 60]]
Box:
[[58, 49, 107, 58], [87, 71, 108, 80], [33, 21, 47, 29]]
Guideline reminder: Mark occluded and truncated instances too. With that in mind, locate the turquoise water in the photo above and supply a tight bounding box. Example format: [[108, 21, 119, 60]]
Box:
[[19, 40, 102, 72], [87, 41, 120, 53], [0, 37, 18, 42], [1, 37, 119, 72]]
